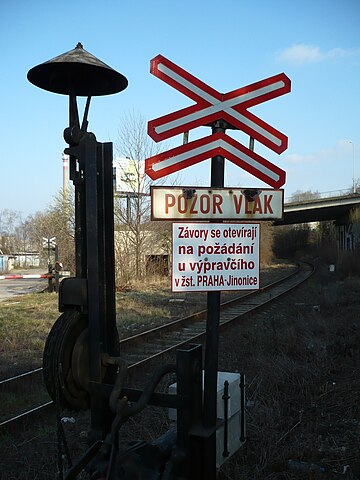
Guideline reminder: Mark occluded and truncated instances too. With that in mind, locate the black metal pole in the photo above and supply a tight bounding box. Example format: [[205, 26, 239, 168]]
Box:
[[47, 239, 53, 292], [54, 245, 59, 293], [176, 345, 203, 479], [67, 95, 87, 279], [100, 142, 118, 352], [86, 139, 118, 440], [202, 120, 226, 479], [98, 142, 120, 385], [84, 133, 104, 441], [71, 157, 87, 278]]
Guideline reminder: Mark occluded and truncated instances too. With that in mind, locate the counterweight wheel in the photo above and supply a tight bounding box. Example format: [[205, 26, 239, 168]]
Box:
[[43, 310, 90, 411]]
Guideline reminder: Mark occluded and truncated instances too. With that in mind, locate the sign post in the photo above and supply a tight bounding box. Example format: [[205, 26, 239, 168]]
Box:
[[202, 120, 226, 478], [42, 237, 56, 292], [145, 54, 290, 479]]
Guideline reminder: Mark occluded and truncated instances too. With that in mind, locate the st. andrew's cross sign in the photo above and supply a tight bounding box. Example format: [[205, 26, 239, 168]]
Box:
[[145, 55, 290, 188], [146, 131, 286, 188]]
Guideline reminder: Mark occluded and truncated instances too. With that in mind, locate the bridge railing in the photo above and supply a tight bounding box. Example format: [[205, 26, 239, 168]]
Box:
[[285, 188, 358, 204]]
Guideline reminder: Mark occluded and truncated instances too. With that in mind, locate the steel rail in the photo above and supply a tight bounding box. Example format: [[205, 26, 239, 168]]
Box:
[[0, 261, 313, 430], [0, 263, 298, 386], [119, 263, 303, 349], [0, 367, 43, 386], [121, 261, 314, 367]]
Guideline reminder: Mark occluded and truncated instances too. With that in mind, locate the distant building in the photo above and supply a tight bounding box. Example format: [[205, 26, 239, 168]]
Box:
[[13, 252, 40, 269], [115, 226, 171, 277]]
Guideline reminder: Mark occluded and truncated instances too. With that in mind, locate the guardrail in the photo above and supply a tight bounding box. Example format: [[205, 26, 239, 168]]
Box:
[[285, 188, 359, 204]]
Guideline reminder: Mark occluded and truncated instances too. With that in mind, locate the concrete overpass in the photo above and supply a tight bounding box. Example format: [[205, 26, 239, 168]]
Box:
[[276, 192, 360, 225], [275, 191, 360, 250]]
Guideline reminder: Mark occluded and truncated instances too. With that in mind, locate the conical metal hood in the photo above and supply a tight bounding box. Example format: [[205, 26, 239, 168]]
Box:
[[27, 43, 128, 96]]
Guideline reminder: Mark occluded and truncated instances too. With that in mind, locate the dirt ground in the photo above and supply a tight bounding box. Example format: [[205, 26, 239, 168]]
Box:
[[1, 259, 360, 479], [218, 260, 360, 479]]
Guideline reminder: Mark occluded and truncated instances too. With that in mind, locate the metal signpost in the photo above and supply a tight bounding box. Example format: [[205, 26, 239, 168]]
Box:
[[43, 236, 57, 291], [146, 54, 291, 479]]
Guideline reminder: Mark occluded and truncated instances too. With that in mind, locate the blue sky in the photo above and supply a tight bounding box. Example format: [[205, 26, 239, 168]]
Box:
[[1, 0, 359, 216]]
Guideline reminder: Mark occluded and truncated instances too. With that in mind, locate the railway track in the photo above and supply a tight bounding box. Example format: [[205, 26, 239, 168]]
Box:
[[0, 261, 313, 430]]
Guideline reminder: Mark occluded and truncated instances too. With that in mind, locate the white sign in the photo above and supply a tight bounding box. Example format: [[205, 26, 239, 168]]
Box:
[[42, 237, 56, 248], [152, 187, 283, 220], [172, 223, 260, 292], [114, 157, 145, 194]]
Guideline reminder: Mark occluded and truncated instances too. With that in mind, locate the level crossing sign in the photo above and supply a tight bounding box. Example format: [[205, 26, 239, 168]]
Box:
[[145, 55, 290, 187], [148, 54, 290, 153], [42, 237, 56, 249], [146, 131, 286, 188]]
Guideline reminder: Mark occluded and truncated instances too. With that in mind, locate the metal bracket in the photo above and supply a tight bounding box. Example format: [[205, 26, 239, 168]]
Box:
[[59, 277, 88, 313], [182, 188, 196, 199], [242, 188, 261, 202], [222, 380, 230, 458]]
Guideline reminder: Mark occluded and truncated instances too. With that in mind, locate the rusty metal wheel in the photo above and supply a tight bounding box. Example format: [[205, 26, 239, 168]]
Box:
[[43, 310, 90, 411]]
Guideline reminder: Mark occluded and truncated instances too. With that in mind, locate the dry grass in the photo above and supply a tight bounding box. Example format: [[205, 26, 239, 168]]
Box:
[[218, 264, 360, 479], [0, 293, 59, 376], [0, 266, 299, 378], [0, 276, 206, 377]]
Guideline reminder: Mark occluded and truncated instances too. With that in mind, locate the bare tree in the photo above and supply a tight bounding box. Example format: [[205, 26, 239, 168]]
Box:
[[0, 209, 21, 253], [290, 190, 321, 203], [26, 188, 75, 270], [348, 178, 360, 194], [114, 111, 171, 284]]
